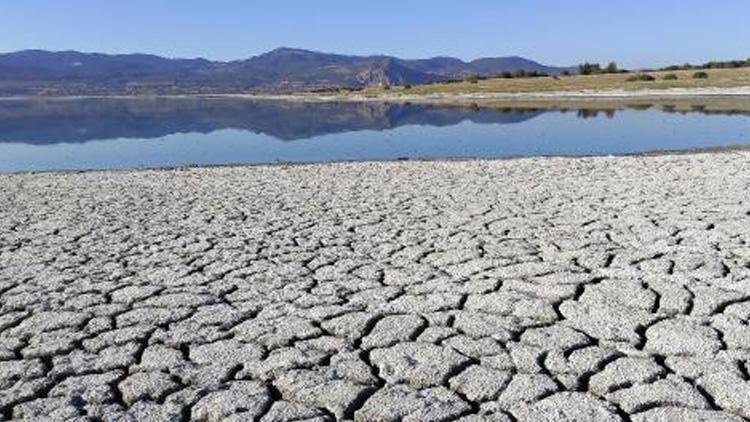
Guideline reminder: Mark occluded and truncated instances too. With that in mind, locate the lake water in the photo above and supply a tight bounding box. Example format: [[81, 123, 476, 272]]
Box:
[[0, 98, 749, 172]]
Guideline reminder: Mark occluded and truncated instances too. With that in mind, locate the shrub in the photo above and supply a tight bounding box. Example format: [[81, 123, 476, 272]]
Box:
[[662, 73, 679, 81], [579, 62, 601, 75], [561, 70, 571, 76], [693, 71, 709, 79], [605, 62, 619, 73], [626, 73, 656, 82], [403, 84, 412, 90]]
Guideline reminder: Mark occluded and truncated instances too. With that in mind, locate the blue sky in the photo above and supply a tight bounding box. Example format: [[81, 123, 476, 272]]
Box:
[[1, 1, 748, 68]]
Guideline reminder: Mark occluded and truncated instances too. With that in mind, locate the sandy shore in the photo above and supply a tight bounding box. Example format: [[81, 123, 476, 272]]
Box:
[[253, 86, 750, 103], [2, 153, 750, 421], [1, 85, 750, 104]]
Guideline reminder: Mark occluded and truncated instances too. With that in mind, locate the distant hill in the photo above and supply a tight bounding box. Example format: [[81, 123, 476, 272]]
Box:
[[0, 48, 567, 96]]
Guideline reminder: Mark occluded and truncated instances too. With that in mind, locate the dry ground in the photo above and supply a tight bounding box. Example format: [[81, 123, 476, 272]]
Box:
[[2, 153, 750, 421]]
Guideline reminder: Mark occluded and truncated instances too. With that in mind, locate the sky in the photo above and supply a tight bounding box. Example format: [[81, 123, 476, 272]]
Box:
[[1, 1, 749, 69]]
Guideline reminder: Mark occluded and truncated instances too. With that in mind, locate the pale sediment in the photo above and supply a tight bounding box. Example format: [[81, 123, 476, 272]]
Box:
[[1, 152, 750, 421], [247, 86, 750, 104]]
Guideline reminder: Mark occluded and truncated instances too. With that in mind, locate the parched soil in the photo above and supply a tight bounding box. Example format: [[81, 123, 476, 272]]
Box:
[[1, 153, 750, 421]]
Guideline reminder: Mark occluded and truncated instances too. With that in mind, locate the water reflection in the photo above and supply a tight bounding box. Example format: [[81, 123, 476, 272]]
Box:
[[0, 98, 550, 144], [2, 97, 748, 146], [577, 109, 616, 119], [0, 97, 748, 172]]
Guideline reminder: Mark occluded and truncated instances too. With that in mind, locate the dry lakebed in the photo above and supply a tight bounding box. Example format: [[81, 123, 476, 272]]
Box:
[[2, 152, 750, 421]]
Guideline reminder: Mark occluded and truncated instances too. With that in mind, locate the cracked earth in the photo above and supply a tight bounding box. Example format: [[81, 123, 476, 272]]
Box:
[[1, 153, 750, 421]]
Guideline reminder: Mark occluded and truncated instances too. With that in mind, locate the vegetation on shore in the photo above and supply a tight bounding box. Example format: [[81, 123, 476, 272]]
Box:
[[660, 58, 750, 71], [577, 62, 624, 75], [344, 67, 750, 97], [309, 57, 750, 97]]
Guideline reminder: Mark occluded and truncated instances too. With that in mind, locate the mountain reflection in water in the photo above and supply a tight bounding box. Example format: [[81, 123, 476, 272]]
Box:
[[1, 97, 749, 173], [0, 98, 548, 144]]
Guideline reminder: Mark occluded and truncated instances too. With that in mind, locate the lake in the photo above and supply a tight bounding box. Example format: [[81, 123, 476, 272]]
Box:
[[0, 97, 749, 172]]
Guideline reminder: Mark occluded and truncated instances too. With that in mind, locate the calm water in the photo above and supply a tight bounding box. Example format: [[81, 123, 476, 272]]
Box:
[[0, 98, 749, 172]]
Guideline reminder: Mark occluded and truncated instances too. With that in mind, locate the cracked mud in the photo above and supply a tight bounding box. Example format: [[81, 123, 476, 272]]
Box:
[[2, 153, 750, 421]]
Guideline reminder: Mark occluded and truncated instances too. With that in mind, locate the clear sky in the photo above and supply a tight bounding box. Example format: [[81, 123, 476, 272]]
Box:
[[1, 0, 749, 68]]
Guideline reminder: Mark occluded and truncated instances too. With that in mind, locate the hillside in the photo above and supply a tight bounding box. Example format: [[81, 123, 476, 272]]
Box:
[[0, 48, 565, 96]]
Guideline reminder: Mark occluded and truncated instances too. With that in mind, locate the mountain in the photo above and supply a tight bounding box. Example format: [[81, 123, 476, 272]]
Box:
[[468, 56, 560, 75], [0, 48, 567, 96], [403, 55, 561, 77]]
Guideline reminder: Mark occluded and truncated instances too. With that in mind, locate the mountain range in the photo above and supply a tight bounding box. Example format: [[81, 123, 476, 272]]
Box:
[[0, 48, 567, 96]]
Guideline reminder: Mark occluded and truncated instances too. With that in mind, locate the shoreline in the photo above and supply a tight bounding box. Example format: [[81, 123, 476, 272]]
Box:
[[1, 86, 750, 103], [256, 86, 750, 103], [4, 145, 750, 177]]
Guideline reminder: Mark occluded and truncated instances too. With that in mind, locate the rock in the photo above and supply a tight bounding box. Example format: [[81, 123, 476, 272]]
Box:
[[645, 320, 722, 356], [495, 374, 559, 413], [49, 370, 124, 404], [519, 325, 591, 351], [188, 339, 264, 366], [51, 342, 139, 377], [321, 312, 379, 342], [274, 369, 375, 419], [449, 365, 513, 402], [118, 372, 180, 405], [518, 392, 623, 421], [12, 397, 82, 420], [377, 293, 464, 314], [232, 316, 322, 349], [606, 375, 710, 413], [0, 378, 54, 410], [241, 347, 327, 380], [361, 315, 426, 350], [191, 381, 272, 422], [588, 357, 666, 395], [698, 367, 750, 419], [0, 359, 46, 389], [631, 407, 746, 422], [464, 292, 557, 324], [370, 342, 472, 388], [457, 413, 514, 422], [135, 345, 185, 372], [559, 299, 657, 346], [354, 384, 470, 422], [7, 311, 89, 338], [260, 401, 331, 422], [443, 335, 507, 359]]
